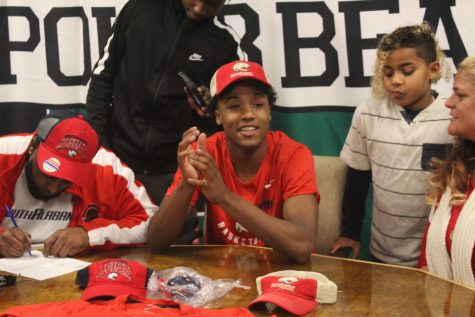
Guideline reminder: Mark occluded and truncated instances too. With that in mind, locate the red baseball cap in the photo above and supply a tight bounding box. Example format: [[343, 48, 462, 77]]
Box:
[[209, 60, 272, 97], [36, 111, 99, 187], [76, 259, 154, 300], [248, 270, 338, 316]]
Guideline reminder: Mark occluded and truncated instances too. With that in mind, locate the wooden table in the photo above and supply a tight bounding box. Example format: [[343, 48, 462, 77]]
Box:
[[1, 245, 474, 316]]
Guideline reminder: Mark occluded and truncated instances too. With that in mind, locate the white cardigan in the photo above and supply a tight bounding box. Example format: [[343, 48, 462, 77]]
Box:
[[426, 187, 475, 287]]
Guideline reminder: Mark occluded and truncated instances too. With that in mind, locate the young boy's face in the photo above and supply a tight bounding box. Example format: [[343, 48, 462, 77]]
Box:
[[215, 83, 271, 151], [382, 47, 440, 111]]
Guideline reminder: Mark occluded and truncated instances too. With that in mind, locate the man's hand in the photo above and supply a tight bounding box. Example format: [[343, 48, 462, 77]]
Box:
[[185, 86, 212, 118], [0, 228, 32, 258], [329, 236, 360, 259], [43, 227, 89, 257], [187, 133, 229, 203]]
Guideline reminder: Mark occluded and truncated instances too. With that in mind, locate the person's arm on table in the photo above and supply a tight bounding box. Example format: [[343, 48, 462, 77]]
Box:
[[330, 166, 371, 259], [83, 151, 157, 252], [42, 149, 157, 257], [209, 190, 317, 264], [42, 196, 153, 257], [147, 127, 201, 252], [147, 183, 195, 253]]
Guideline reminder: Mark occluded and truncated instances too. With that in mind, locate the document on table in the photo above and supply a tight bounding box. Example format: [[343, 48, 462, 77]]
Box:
[[0, 250, 90, 280]]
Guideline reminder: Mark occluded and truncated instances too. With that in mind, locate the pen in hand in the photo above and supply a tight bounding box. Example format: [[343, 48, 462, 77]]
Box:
[[4, 204, 32, 256]]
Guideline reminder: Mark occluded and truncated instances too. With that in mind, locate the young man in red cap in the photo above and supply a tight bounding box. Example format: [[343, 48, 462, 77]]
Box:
[[0, 111, 157, 258], [147, 61, 319, 263]]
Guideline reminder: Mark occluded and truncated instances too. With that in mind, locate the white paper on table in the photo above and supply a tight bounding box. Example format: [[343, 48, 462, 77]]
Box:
[[0, 250, 90, 280]]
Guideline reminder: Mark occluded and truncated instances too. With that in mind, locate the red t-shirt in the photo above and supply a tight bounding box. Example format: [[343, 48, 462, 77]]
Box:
[[166, 131, 319, 246], [418, 182, 475, 271], [0, 295, 255, 317]]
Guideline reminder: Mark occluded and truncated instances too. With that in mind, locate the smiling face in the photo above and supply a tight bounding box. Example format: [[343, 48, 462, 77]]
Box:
[[382, 47, 440, 111], [445, 70, 475, 142], [181, 0, 226, 21], [215, 82, 271, 153]]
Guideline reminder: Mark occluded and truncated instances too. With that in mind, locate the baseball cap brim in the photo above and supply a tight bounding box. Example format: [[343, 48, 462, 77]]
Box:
[[213, 75, 272, 97], [80, 282, 147, 301], [37, 143, 92, 187], [248, 290, 318, 316]]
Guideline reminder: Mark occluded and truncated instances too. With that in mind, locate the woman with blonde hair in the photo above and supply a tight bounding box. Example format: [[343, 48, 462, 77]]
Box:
[[418, 55, 475, 287]]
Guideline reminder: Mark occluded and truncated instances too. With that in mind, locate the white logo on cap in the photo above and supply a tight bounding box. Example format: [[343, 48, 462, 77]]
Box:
[[233, 62, 250, 72], [108, 273, 118, 280], [278, 276, 298, 284], [68, 150, 77, 158], [43, 157, 61, 173]]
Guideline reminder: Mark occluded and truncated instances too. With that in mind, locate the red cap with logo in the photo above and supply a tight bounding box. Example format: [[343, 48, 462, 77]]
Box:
[[36, 111, 99, 187], [76, 258, 153, 300], [248, 270, 338, 316], [209, 60, 272, 97]]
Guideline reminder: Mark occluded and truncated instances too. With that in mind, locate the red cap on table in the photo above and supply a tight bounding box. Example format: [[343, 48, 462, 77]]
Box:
[[76, 259, 153, 300], [248, 270, 337, 315]]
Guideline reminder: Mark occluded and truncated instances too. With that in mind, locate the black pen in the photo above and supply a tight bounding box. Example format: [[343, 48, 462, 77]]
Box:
[[4, 204, 32, 256]]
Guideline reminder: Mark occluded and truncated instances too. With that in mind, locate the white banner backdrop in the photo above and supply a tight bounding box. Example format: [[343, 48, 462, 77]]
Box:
[[1, 0, 126, 106], [224, 0, 471, 108], [0, 0, 473, 109]]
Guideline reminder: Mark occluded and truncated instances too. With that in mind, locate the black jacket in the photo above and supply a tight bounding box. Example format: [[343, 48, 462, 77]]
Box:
[[86, 0, 239, 174]]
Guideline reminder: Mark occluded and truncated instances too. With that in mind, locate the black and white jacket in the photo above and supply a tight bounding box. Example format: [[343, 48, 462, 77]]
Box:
[[86, 0, 240, 174]]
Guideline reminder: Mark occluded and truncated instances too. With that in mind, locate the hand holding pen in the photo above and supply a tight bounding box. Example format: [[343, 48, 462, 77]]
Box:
[[0, 204, 33, 257]]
